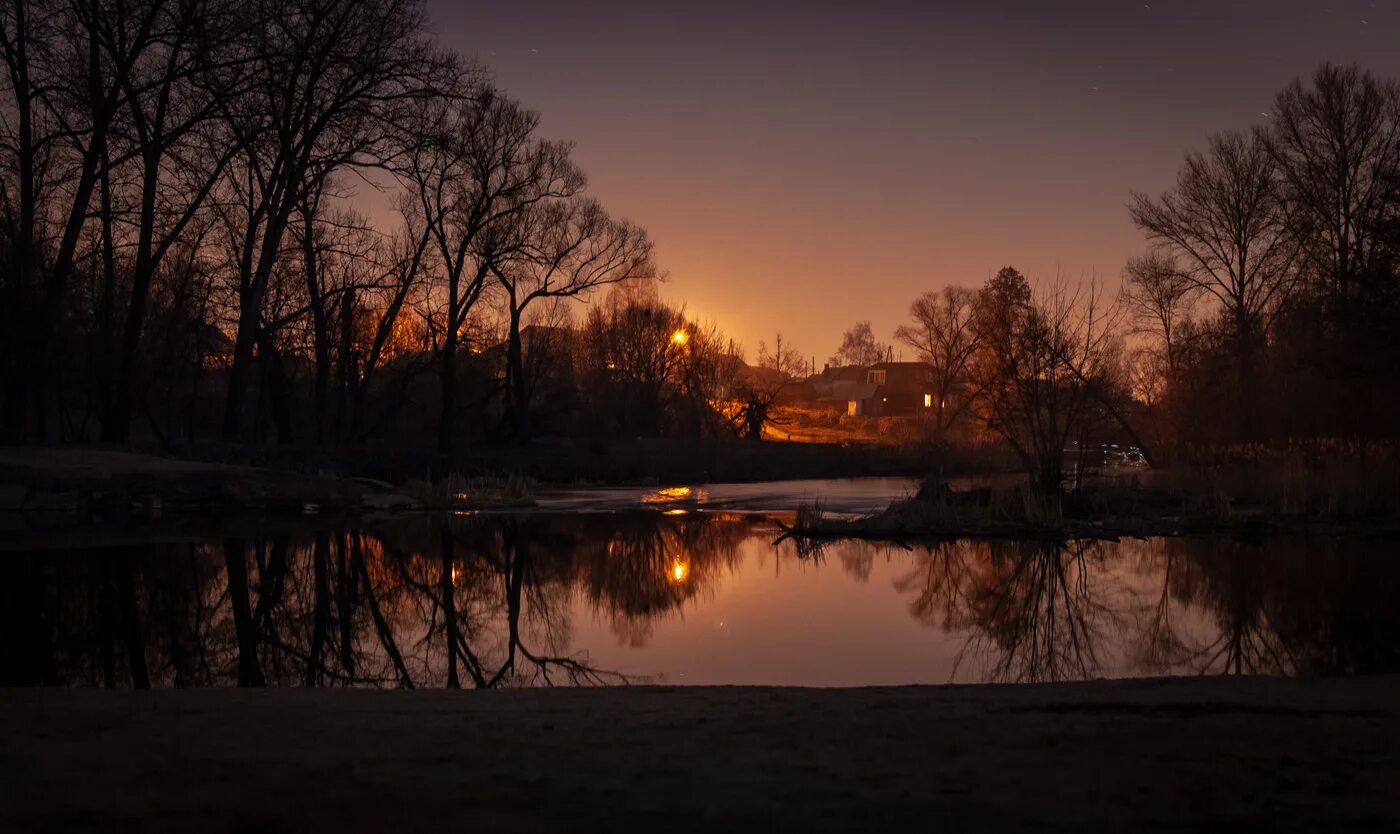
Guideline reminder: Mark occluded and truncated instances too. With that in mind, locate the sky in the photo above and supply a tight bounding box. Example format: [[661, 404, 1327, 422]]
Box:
[[423, 0, 1400, 362]]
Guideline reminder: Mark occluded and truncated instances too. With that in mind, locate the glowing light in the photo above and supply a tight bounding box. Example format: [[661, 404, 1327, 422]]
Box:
[[669, 557, 690, 584], [643, 485, 698, 504], [671, 329, 689, 346]]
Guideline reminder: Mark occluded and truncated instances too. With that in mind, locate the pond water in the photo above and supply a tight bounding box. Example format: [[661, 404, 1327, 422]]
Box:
[[4, 504, 1398, 688]]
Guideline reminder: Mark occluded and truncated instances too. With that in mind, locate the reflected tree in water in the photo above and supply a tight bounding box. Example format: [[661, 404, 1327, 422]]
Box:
[[891, 539, 1122, 683], [570, 514, 747, 647], [8, 522, 1400, 687], [886, 535, 1400, 683], [956, 540, 1118, 683]]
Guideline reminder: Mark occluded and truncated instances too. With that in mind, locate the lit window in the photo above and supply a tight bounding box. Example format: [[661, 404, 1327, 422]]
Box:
[[924, 393, 932, 408]]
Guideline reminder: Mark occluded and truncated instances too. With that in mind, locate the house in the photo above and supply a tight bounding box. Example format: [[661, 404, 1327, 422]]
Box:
[[796, 361, 939, 417], [850, 362, 938, 417]]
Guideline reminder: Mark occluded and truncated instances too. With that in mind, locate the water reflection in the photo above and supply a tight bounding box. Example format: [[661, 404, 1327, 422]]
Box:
[[2, 516, 1397, 687]]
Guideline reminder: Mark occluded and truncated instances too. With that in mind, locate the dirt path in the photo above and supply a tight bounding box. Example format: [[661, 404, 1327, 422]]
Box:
[[2, 676, 1397, 832]]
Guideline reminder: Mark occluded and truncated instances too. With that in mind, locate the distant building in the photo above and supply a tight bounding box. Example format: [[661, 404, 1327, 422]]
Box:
[[796, 361, 938, 417]]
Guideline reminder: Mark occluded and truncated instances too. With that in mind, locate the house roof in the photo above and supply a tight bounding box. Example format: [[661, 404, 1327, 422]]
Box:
[[807, 365, 868, 384]]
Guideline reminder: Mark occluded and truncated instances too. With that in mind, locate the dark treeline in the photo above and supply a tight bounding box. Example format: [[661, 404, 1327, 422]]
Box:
[[0, 0, 801, 455], [3, 516, 1396, 687]]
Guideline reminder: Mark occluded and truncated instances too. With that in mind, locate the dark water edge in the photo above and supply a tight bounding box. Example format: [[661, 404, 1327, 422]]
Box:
[[3, 510, 1399, 688]]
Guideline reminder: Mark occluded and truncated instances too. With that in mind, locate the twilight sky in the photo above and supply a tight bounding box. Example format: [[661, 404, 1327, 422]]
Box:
[[424, 0, 1400, 362]]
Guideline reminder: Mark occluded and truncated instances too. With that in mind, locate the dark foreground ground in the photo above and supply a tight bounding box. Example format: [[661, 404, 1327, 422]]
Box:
[[2, 676, 1398, 833]]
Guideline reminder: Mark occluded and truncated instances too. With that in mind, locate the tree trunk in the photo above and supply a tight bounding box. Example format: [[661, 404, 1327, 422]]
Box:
[[224, 208, 292, 441], [503, 304, 528, 436], [301, 208, 332, 443], [258, 336, 295, 445]]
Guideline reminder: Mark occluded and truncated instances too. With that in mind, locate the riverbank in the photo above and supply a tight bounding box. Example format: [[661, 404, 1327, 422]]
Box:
[[791, 461, 1400, 542], [0, 440, 950, 515], [0, 447, 416, 515], [2, 675, 1396, 832]]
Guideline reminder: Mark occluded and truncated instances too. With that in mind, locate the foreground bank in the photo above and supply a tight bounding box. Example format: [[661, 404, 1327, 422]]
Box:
[[2, 676, 1397, 832]]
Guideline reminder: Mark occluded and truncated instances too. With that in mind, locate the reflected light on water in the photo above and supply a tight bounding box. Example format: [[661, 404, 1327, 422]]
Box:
[[642, 486, 705, 505], [669, 557, 690, 584]]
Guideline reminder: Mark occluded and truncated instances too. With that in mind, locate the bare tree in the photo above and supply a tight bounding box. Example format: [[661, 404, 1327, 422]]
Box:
[[399, 88, 577, 455], [339, 209, 435, 440], [1120, 250, 1198, 377], [491, 196, 654, 435], [1269, 63, 1400, 301], [1129, 130, 1299, 429], [100, 0, 248, 442], [969, 269, 1125, 512], [216, 0, 451, 442], [895, 286, 980, 438], [729, 333, 804, 441], [829, 320, 887, 367], [1, 0, 158, 439], [289, 189, 398, 442]]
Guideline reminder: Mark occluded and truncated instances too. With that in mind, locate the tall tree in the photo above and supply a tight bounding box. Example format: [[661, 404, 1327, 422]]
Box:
[[895, 286, 981, 437], [1120, 250, 1197, 379], [969, 269, 1126, 510], [1, 0, 156, 439], [492, 196, 654, 435], [829, 320, 887, 367], [97, 0, 248, 441], [1269, 63, 1400, 303], [1119, 250, 1199, 450], [1129, 130, 1299, 432], [399, 88, 574, 455], [216, 0, 449, 442]]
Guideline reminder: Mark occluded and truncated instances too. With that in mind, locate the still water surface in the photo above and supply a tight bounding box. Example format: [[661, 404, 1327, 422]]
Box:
[[5, 501, 1398, 687], [534, 476, 922, 516]]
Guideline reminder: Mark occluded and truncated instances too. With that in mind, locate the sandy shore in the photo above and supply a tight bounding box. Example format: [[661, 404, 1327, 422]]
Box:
[[2, 676, 1398, 832]]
